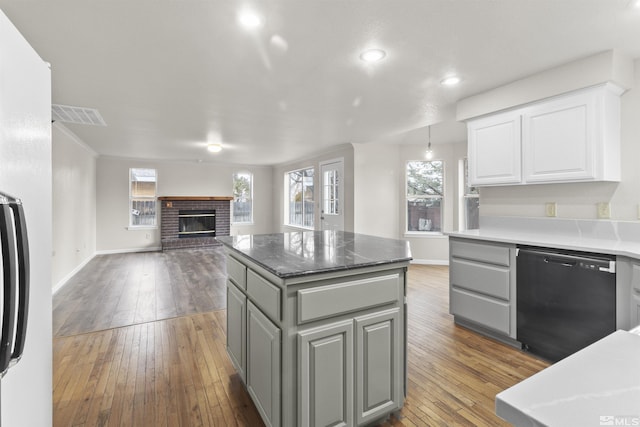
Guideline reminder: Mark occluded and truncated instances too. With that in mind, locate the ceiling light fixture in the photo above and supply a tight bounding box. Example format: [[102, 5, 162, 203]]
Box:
[[440, 75, 461, 86], [360, 49, 386, 63], [425, 126, 434, 160], [238, 10, 263, 29], [207, 143, 222, 153]]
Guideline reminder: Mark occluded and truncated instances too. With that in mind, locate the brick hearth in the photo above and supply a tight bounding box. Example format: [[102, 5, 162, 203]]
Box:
[[159, 196, 233, 250]]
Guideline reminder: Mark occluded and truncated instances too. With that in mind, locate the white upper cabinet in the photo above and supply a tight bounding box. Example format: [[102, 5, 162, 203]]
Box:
[[468, 110, 522, 186], [467, 83, 622, 186]]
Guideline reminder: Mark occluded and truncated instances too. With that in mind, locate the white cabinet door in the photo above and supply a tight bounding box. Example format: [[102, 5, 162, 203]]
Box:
[[247, 301, 281, 427], [522, 89, 597, 183], [298, 320, 354, 427], [355, 308, 402, 425], [226, 281, 246, 382], [467, 110, 522, 186]]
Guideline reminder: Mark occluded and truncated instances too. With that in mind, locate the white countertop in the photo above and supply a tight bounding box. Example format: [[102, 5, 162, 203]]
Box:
[[495, 329, 640, 427], [448, 216, 640, 259]]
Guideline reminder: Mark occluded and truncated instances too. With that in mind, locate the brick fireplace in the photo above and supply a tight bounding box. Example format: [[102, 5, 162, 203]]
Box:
[[159, 196, 232, 250]]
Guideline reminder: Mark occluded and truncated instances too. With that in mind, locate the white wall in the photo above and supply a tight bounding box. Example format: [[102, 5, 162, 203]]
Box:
[[352, 143, 400, 239], [479, 58, 640, 221], [52, 123, 97, 291], [272, 144, 355, 232], [96, 157, 274, 252]]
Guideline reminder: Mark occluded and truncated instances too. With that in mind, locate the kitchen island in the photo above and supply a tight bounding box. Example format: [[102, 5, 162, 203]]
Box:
[[216, 231, 412, 427]]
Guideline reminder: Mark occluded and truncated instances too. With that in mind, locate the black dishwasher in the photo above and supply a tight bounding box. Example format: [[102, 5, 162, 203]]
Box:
[[516, 246, 616, 362]]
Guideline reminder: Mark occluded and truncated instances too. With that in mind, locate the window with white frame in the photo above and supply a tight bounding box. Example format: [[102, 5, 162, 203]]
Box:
[[286, 167, 314, 228], [232, 172, 253, 223], [462, 158, 479, 230], [406, 160, 443, 233], [129, 168, 157, 227]]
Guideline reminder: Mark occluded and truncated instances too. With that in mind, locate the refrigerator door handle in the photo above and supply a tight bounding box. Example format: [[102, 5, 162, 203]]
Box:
[[0, 200, 18, 376], [9, 200, 29, 367]]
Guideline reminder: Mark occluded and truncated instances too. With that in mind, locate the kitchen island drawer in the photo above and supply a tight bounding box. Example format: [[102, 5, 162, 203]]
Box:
[[450, 288, 510, 335], [227, 255, 247, 289], [297, 273, 400, 324], [247, 270, 281, 322], [450, 239, 510, 266], [450, 258, 510, 300]]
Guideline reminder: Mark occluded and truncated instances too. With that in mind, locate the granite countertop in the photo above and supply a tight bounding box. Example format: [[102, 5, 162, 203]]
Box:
[[495, 329, 640, 426], [216, 231, 412, 278]]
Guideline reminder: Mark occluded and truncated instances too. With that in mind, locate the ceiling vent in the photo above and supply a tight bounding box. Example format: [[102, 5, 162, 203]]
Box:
[[51, 104, 107, 126]]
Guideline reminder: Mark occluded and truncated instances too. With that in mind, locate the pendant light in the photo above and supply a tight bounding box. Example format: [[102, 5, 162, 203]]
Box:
[[425, 126, 434, 160]]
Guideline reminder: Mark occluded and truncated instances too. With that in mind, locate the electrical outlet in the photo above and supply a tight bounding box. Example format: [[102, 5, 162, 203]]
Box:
[[597, 202, 611, 219], [545, 202, 557, 217]]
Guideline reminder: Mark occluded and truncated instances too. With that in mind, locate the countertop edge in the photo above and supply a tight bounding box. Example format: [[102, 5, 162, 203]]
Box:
[[447, 230, 640, 259]]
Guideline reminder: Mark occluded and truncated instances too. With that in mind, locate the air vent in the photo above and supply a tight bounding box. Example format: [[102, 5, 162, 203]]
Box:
[[51, 104, 107, 126]]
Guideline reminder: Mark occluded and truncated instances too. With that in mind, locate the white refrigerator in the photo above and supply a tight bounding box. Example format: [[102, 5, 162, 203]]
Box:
[[0, 8, 52, 427]]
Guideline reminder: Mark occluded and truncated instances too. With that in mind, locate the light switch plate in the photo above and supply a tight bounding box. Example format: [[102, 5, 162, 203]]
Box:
[[545, 202, 557, 217], [597, 202, 611, 219]]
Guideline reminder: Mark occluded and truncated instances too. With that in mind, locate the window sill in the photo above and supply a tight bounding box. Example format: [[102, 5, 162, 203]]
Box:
[[127, 226, 158, 231], [232, 222, 255, 226]]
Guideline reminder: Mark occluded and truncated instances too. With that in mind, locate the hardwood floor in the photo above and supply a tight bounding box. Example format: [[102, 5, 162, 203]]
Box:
[[53, 252, 550, 426]]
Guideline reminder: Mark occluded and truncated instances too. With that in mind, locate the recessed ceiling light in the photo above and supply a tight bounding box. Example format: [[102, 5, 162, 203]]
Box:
[[207, 143, 222, 153], [360, 49, 386, 63], [238, 10, 263, 29], [440, 75, 461, 86]]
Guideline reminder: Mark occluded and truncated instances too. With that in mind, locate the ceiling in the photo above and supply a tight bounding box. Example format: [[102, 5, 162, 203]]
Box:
[[1, 0, 639, 165]]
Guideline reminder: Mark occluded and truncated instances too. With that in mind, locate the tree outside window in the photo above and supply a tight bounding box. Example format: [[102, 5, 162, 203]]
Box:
[[233, 172, 253, 223], [406, 160, 443, 233]]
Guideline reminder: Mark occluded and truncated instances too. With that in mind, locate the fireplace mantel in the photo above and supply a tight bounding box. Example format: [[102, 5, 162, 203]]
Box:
[[158, 196, 233, 201]]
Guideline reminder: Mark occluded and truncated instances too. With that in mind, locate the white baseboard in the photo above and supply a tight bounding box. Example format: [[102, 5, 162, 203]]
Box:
[[95, 246, 162, 255], [410, 259, 449, 266], [52, 253, 96, 295]]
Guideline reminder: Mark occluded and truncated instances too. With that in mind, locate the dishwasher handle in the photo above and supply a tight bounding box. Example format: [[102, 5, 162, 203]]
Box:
[[544, 256, 577, 268]]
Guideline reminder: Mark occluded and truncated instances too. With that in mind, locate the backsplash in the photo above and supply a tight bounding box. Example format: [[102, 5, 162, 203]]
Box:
[[480, 216, 640, 243]]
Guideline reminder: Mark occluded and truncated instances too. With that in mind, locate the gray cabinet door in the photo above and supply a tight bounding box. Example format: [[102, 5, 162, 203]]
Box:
[[355, 308, 401, 425], [298, 320, 353, 427], [247, 301, 281, 427], [226, 281, 246, 382]]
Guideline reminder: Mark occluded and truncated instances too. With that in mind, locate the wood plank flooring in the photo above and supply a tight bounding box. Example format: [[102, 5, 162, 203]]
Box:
[[53, 251, 550, 426], [53, 248, 228, 337]]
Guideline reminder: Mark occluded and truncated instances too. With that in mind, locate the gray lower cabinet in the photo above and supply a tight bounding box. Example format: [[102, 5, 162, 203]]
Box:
[[298, 320, 354, 427], [247, 301, 281, 427], [226, 281, 246, 381], [617, 257, 640, 330], [449, 237, 516, 340], [354, 308, 401, 425], [225, 252, 408, 427]]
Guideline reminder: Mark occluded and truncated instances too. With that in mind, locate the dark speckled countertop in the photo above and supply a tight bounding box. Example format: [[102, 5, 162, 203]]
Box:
[[216, 231, 412, 278]]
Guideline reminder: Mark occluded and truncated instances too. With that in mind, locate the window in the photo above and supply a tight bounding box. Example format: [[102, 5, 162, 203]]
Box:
[[232, 172, 253, 223], [129, 168, 157, 227], [462, 158, 480, 230], [406, 160, 443, 233], [286, 167, 314, 228]]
